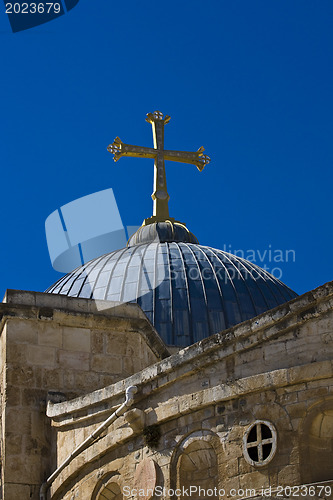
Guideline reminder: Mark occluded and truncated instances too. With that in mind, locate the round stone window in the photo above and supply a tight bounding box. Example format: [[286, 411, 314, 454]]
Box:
[[243, 420, 277, 467]]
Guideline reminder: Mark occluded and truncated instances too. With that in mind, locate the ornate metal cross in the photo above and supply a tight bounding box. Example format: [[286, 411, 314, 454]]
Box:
[[107, 111, 210, 225]]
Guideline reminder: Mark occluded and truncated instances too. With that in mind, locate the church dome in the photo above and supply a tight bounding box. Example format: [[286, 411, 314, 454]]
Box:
[[46, 234, 297, 347], [46, 111, 298, 347]]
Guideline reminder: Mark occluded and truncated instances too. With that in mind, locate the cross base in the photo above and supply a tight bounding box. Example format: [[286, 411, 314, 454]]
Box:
[[143, 216, 186, 226]]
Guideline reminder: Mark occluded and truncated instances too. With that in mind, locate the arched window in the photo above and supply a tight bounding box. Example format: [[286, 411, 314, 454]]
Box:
[[177, 440, 218, 499], [303, 407, 333, 482], [97, 481, 122, 500], [92, 473, 123, 500]]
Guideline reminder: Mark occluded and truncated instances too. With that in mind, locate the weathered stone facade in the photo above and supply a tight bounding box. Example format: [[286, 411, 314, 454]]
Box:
[[0, 282, 333, 499], [0, 291, 168, 498]]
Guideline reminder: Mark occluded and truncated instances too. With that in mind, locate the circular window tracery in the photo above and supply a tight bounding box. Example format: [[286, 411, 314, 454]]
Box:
[[243, 420, 277, 467]]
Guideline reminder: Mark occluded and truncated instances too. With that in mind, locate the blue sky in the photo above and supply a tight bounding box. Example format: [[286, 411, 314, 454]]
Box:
[[1, 0, 333, 298]]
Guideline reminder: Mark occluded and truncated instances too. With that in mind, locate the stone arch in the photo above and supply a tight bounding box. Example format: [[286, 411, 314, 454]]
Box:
[[91, 472, 122, 500], [170, 430, 221, 499], [300, 398, 333, 483], [97, 482, 122, 500]]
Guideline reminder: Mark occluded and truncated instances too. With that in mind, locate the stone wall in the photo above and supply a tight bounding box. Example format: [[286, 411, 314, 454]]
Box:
[[50, 379, 333, 500], [0, 290, 168, 499], [47, 281, 333, 500]]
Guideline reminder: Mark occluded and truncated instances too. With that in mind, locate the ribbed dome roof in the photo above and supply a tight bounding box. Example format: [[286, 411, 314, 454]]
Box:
[[46, 241, 298, 347], [128, 221, 198, 246]]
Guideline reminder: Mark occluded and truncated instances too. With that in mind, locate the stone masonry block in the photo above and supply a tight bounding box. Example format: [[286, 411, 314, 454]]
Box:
[[8, 365, 35, 386], [105, 334, 129, 356], [123, 356, 135, 374], [91, 330, 104, 354], [277, 464, 300, 485], [263, 341, 287, 362], [298, 387, 328, 402], [91, 354, 122, 374], [58, 350, 90, 371], [26, 345, 56, 366], [21, 388, 46, 407], [8, 319, 38, 344], [74, 370, 100, 391], [63, 327, 91, 352], [63, 369, 75, 389], [285, 402, 307, 419], [38, 325, 63, 347], [100, 374, 117, 387], [5, 408, 31, 434], [5, 432, 23, 455], [4, 454, 42, 484], [6, 343, 27, 364], [239, 470, 269, 492], [42, 368, 62, 388], [3, 483, 32, 499], [6, 385, 21, 406], [288, 361, 332, 384]]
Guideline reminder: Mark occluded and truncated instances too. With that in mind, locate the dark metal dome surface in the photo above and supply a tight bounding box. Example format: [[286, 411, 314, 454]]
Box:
[[127, 222, 198, 246], [46, 242, 298, 347]]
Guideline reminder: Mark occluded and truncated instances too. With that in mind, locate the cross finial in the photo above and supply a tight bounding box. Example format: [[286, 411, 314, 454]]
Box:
[[107, 111, 210, 225]]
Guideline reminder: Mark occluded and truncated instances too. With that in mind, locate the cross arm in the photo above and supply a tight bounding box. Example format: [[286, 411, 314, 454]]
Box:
[[164, 146, 211, 172], [107, 137, 157, 162]]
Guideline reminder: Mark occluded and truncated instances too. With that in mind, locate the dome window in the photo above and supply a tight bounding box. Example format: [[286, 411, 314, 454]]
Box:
[[243, 420, 277, 467]]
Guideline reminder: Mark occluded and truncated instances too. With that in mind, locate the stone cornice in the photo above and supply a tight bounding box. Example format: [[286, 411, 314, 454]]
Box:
[[0, 290, 170, 360]]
